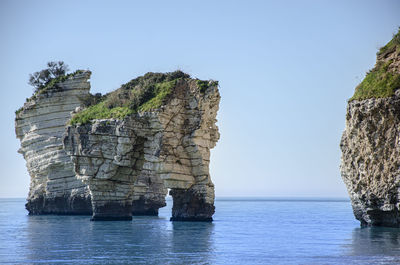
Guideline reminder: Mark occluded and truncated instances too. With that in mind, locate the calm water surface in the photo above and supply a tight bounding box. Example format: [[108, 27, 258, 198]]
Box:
[[1, 198, 400, 264]]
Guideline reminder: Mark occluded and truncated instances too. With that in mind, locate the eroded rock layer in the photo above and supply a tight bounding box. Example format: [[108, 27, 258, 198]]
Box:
[[64, 78, 220, 221], [16, 71, 220, 221], [340, 32, 400, 227], [15, 71, 92, 214]]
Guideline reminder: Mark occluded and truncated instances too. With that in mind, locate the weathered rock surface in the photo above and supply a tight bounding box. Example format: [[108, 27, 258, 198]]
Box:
[[15, 71, 92, 214], [340, 33, 400, 227], [341, 97, 400, 226], [16, 71, 220, 221], [64, 78, 220, 221]]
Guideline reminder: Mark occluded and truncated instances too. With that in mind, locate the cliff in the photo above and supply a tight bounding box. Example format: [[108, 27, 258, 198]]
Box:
[[340, 30, 400, 227], [15, 71, 92, 214], [16, 70, 220, 221]]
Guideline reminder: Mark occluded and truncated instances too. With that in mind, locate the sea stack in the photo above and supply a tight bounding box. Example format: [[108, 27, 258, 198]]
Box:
[[340, 30, 400, 227], [16, 70, 220, 221]]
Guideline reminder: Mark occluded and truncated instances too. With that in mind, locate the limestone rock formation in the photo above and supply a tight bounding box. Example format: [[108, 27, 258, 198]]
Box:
[[15, 71, 92, 214], [16, 69, 220, 221], [340, 30, 400, 227], [63, 77, 220, 221]]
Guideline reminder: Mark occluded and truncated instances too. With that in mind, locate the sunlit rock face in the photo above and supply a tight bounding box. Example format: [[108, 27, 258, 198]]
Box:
[[64, 78, 220, 221], [340, 33, 400, 227], [16, 71, 220, 221], [341, 97, 400, 227], [15, 71, 92, 214]]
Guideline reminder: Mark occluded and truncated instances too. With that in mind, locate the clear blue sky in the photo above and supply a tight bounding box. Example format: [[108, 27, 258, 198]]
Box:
[[0, 0, 399, 198]]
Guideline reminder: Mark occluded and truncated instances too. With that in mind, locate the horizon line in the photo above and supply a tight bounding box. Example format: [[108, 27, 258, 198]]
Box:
[[0, 196, 350, 201]]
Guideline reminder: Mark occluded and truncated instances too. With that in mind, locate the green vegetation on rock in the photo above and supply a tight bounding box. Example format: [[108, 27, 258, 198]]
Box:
[[350, 60, 400, 101], [27, 61, 85, 96], [197, 80, 219, 93], [197, 80, 209, 93], [18, 66, 219, 124], [29, 61, 69, 91], [69, 102, 133, 125], [16, 61, 86, 116], [35, 70, 84, 95], [70, 71, 188, 125], [350, 29, 400, 101], [138, 80, 176, 112], [377, 28, 400, 58], [16, 70, 85, 116], [15, 107, 23, 116]]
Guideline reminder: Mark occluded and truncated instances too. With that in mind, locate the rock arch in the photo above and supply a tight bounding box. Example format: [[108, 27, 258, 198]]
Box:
[[16, 71, 220, 221]]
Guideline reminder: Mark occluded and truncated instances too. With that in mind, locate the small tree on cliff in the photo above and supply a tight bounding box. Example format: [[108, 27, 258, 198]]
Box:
[[28, 61, 69, 92]]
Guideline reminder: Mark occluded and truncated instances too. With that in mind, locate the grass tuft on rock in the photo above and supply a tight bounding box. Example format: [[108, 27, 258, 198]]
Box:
[[70, 71, 187, 125], [15, 107, 23, 116], [138, 80, 176, 112], [350, 28, 400, 101], [377, 28, 400, 58], [350, 60, 400, 101], [197, 80, 219, 93], [69, 70, 220, 125], [69, 102, 133, 125]]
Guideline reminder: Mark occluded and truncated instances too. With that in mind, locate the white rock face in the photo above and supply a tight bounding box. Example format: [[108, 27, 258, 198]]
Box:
[[64, 78, 220, 221], [16, 71, 220, 221], [15, 71, 92, 214]]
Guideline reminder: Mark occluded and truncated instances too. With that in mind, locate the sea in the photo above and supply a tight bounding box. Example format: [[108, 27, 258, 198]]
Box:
[[1, 198, 400, 265]]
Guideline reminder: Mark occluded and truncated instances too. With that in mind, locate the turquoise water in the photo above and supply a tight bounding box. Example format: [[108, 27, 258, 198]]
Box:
[[1, 198, 400, 264]]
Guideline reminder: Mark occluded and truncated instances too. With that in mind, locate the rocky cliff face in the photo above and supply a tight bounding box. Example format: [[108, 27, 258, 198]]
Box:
[[340, 31, 400, 227], [16, 70, 220, 221], [63, 78, 220, 221], [15, 71, 92, 214]]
